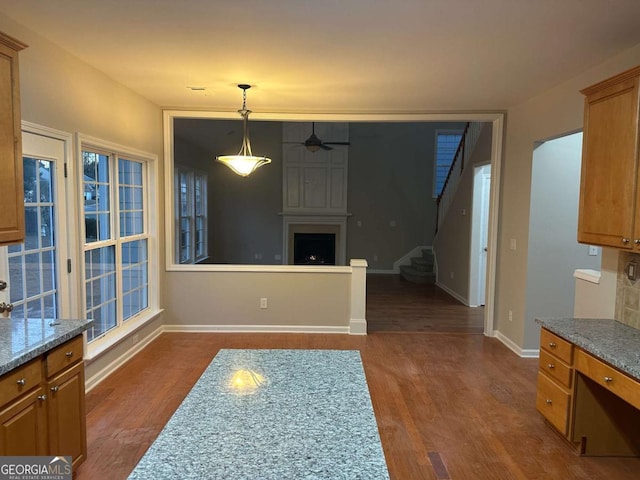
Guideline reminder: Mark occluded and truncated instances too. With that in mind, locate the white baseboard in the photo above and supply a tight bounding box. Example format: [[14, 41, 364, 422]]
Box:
[[162, 324, 350, 334], [85, 325, 164, 392], [392, 245, 431, 273], [349, 318, 367, 335], [435, 281, 469, 306], [494, 330, 540, 358]]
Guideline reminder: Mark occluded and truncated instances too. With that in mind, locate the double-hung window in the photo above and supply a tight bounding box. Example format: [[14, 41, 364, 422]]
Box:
[[175, 165, 207, 264], [80, 137, 157, 344], [433, 130, 463, 198]]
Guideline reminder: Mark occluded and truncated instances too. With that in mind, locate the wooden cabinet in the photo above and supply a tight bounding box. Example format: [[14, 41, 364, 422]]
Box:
[[0, 336, 87, 469], [536, 329, 575, 437], [0, 32, 27, 245], [577, 65, 640, 249]]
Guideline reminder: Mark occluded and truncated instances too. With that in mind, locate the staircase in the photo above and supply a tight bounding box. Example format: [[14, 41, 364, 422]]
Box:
[[399, 249, 435, 284]]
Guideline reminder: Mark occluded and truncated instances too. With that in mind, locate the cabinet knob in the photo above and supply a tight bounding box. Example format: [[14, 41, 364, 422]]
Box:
[[65, 351, 74, 358], [546, 399, 552, 405], [547, 363, 555, 370], [548, 342, 556, 348], [622, 238, 630, 244], [37, 395, 47, 401], [604, 376, 613, 383], [16, 378, 26, 386], [50, 386, 59, 393], [635, 239, 640, 245]]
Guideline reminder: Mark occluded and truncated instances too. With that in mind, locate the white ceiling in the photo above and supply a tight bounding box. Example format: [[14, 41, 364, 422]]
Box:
[[1, 0, 640, 113]]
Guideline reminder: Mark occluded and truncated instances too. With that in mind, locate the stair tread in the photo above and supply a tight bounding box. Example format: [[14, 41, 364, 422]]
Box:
[[399, 265, 436, 284], [400, 265, 435, 276]]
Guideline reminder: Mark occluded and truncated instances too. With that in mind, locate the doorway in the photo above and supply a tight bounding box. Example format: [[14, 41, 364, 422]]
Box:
[[0, 127, 73, 319], [469, 164, 491, 307]]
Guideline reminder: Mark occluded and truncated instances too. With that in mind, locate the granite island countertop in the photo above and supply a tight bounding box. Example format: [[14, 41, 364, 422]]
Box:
[[0, 318, 93, 375], [535, 318, 640, 381]]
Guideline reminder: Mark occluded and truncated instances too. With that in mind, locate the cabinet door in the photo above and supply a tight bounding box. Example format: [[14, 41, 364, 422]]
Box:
[[0, 386, 48, 456], [577, 75, 640, 248], [47, 362, 87, 468], [0, 36, 25, 245]]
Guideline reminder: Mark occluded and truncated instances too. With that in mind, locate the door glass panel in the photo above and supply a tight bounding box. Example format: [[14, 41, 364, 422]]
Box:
[[7, 157, 58, 319]]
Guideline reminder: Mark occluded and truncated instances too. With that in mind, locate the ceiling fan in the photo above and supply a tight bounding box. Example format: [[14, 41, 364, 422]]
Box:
[[289, 123, 351, 152]]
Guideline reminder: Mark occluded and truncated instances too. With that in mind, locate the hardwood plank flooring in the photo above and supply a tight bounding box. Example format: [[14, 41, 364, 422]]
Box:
[[76, 332, 640, 480], [367, 274, 484, 333]]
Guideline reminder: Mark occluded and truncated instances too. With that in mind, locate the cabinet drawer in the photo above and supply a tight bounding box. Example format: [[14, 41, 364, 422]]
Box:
[[539, 350, 573, 388], [540, 329, 573, 364], [536, 372, 571, 435], [0, 359, 42, 408], [46, 336, 83, 378], [575, 349, 640, 410]]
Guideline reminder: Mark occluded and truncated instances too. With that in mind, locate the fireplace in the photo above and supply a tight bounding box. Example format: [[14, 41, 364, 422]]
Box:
[[283, 216, 347, 266], [294, 233, 336, 265]]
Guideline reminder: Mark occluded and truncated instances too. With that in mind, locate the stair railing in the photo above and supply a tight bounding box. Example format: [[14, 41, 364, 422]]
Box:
[[435, 122, 483, 232]]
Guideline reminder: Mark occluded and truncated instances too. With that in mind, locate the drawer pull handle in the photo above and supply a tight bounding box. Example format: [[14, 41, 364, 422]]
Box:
[[37, 395, 47, 401], [548, 342, 556, 348], [65, 351, 74, 358], [547, 363, 555, 370], [604, 376, 613, 383], [50, 386, 59, 393], [16, 378, 26, 386], [546, 399, 552, 405]]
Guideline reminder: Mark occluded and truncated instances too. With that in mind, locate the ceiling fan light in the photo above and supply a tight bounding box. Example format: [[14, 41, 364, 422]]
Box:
[[215, 84, 271, 177], [306, 144, 321, 153]]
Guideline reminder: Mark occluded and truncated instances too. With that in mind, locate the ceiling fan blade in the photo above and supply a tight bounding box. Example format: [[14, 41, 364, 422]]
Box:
[[320, 144, 333, 151], [323, 141, 351, 146]]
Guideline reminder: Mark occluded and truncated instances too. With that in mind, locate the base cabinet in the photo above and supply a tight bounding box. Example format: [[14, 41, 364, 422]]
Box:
[[0, 336, 86, 469], [0, 387, 48, 455]]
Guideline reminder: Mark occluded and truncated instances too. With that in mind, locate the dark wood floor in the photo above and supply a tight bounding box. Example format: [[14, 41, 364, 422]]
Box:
[[367, 274, 485, 333], [77, 332, 639, 480]]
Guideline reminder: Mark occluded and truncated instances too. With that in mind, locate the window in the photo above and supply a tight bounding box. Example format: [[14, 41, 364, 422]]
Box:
[[433, 131, 463, 198], [80, 137, 157, 344], [174, 165, 207, 264]]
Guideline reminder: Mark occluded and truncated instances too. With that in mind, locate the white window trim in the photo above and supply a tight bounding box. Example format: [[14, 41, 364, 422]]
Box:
[[76, 134, 161, 358], [432, 129, 463, 199]]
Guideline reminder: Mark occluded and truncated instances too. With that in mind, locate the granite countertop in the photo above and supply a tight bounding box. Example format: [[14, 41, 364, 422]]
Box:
[[128, 349, 390, 480], [0, 318, 93, 375], [535, 318, 640, 381]]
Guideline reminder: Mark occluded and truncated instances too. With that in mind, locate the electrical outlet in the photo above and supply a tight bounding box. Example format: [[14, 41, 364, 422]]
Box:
[[510, 239, 516, 251], [450, 271, 454, 279], [260, 298, 268, 309], [373, 254, 378, 262], [508, 310, 513, 322]]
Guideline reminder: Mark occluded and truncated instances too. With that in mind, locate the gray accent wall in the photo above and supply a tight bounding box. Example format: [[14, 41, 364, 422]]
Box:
[[174, 120, 466, 269], [525, 133, 601, 331]]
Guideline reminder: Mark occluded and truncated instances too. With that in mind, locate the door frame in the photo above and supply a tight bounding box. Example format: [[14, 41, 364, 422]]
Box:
[[21, 121, 79, 319]]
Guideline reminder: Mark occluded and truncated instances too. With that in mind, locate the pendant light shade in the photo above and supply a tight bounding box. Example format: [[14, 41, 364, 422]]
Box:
[[216, 84, 271, 177]]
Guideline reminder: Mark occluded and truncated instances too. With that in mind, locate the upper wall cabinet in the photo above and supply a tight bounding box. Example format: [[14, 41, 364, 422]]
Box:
[[282, 123, 349, 214], [0, 32, 27, 245], [577, 65, 640, 250]]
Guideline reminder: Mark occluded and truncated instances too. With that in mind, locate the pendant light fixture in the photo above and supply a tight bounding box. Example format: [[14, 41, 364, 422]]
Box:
[[216, 84, 271, 177]]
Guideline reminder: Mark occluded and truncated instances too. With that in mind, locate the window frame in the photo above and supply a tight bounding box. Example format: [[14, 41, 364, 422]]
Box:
[[174, 164, 208, 264], [77, 134, 160, 359], [433, 129, 463, 199]]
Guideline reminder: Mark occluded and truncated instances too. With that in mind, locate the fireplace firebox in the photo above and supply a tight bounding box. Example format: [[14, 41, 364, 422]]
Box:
[[293, 233, 336, 265]]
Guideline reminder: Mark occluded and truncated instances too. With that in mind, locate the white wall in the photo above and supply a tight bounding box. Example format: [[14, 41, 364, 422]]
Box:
[[524, 133, 601, 329], [496, 42, 640, 351]]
